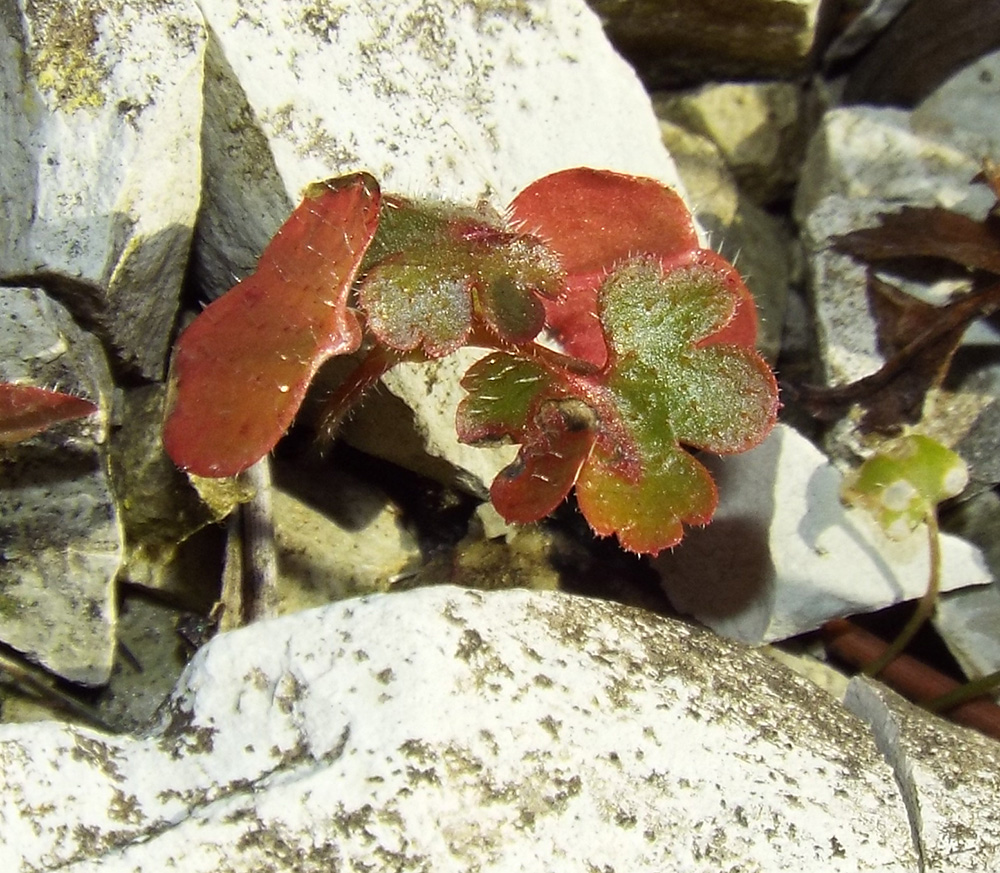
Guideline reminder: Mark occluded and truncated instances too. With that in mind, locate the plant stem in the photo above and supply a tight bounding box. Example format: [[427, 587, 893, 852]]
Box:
[[864, 510, 941, 678], [316, 344, 408, 442], [926, 669, 1000, 714], [239, 457, 278, 624]]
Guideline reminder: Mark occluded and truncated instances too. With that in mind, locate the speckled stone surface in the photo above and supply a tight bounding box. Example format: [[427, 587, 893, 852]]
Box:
[[1, 587, 919, 872], [0, 287, 122, 685], [0, 0, 204, 378]]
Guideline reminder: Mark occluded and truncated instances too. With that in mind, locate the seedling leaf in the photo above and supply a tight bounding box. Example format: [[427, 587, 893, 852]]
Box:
[[842, 434, 968, 539], [164, 172, 381, 476], [0, 384, 97, 445], [461, 255, 779, 554]]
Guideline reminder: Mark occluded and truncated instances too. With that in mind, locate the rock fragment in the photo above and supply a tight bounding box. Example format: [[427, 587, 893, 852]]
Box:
[[0, 0, 205, 379], [0, 287, 122, 685], [1, 587, 919, 872]]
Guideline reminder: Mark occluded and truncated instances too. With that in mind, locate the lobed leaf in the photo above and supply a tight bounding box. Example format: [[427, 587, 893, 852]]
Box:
[[0, 384, 97, 445], [576, 442, 717, 554], [456, 352, 555, 443], [461, 254, 778, 554], [164, 172, 381, 477], [358, 199, 561, 356], [509, 169, 759, 365]]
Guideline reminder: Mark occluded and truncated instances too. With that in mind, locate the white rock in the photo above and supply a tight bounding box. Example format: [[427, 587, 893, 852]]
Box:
[[654, 424, 991, 644], [0, 287, 123, 685], [845, 676, 1000, 873], [913, 48, 1000, 157], [0, 586, 919, 872], [794, 106, 987, 226], [0, 1, 205, 379], [194, 0, 685, 494]]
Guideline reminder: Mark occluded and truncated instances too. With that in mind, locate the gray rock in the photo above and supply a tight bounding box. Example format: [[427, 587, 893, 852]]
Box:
[[271, 460, 421, 610], [0, 0, 205, 379], [824, 0, 914, 66], [193, 0, 687, 495], [591, 0, 826, 87], [0, 287, 122, 685], [0, 586, 921, 871]]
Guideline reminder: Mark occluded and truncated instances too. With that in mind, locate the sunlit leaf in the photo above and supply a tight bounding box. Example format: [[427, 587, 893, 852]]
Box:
[[456, 353, 555, 443], [164, 172, 381, 477], [0, 384, 97, 445], [509, 169, 759, 365], [462, 255, 779, 554], [576, 441, 717, 554], [842, 434, 968, 539], [358, 199, 561, 356]]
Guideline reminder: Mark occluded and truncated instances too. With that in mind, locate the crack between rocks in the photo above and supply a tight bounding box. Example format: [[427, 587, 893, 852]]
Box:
[[843, 678, 926, 873], [41, 723, 352, 871]]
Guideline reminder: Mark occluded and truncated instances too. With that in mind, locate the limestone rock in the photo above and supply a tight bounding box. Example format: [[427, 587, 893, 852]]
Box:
[[846, 676, 1000, 872], [654, 424, 991, 645], [271, 460, 421, 610], [193, 0, 684, 495], [654, 81, 809, 204], [0, 287, 122, 685], [0, 586, 919, 871], [912, 48, 1000, 165], [591, 0, 826, 87], [0, 0, 205, 379]]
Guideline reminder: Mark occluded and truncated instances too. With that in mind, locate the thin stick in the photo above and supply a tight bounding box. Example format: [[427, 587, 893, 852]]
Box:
[[0, 650, 115, 733], [240, 457, 279, 624], [864, 511, 941, 677]]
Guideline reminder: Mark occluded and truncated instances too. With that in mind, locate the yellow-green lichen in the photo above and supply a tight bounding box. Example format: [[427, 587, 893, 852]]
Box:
[[25, 0, 110, 112]]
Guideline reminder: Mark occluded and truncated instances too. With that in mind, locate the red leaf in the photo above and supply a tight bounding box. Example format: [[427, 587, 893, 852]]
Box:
[[509, 168, 699, 280], [509, 169, 740, 366], [490, 398, 597, 523], [0, 384, 97, 445], [164, 173, 381, 476]]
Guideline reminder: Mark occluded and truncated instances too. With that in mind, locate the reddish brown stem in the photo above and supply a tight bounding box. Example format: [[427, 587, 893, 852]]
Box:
[[822, 618, 1000, 741], [316, 344, 410, 442]]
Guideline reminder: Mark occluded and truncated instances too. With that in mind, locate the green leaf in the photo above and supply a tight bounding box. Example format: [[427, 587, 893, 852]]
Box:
[[576, 442, 717, 553], [358, 198, 561, 356], [600, 258, 779, 455], [457, 352, 556, 443], [360, 252, 473, 356], [842, 434, 968, 539], [461, 255, 778, 554]]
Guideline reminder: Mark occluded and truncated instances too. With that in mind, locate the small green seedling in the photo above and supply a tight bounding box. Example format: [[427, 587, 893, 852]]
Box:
[[841, 433, 968, 675]]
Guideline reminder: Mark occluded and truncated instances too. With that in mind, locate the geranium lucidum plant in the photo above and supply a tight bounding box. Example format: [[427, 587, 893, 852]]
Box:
[[163, 168, 779, 555]]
